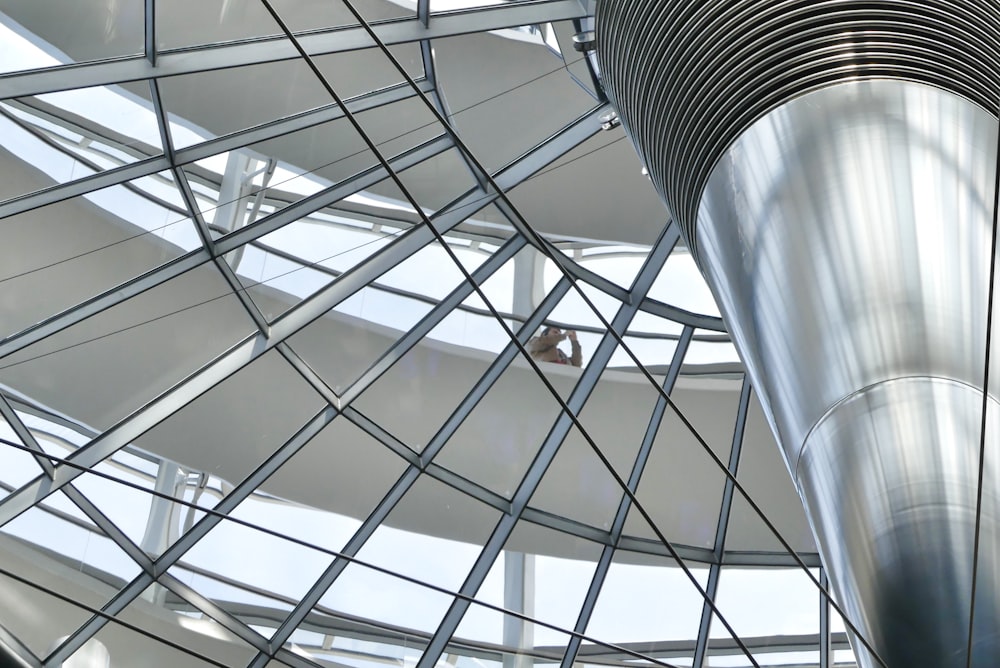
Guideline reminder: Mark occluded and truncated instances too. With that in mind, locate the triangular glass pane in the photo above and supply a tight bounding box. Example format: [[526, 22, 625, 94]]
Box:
[[352, 472, 501, 592], [621, 379, 734, 551], [0, 569, 94, 661], [584, 547, 708, 655], [349, 292, 509, 453], [314, 44, 425, 101], [685, 328, 740, 366], [114, 580, 260, 667], [226, 414, 410, 555], [648, 247, 722, 317], [0, 3, 143, 73], [157, 59, 335, 151], [0, 168, 200, 339], [435, 339, 563, 499]]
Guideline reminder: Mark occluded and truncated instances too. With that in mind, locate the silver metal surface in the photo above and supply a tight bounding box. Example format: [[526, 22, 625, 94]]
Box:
[[695, 79, 1000, 666]]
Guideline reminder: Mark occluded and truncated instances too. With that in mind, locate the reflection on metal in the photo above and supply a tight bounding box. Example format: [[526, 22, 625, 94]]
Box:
[[598, 0, 1000, 665]]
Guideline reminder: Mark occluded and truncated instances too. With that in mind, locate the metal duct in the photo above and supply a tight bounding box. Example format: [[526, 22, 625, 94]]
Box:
[[597, 1, 1000, 666]]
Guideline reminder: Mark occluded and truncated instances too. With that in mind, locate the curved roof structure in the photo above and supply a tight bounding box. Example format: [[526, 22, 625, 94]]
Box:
[[0, 2, 853, 667]]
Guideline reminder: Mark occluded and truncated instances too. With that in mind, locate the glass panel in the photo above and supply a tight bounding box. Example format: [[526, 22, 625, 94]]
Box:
[[453, 604, 570, 665], [710, 568, 820, 664], [392, 148, 481, 215], [648, 249, 721, 317], [227, 414, 410, 554], [585, 549, 709, 647], [503, 521, 603, 643], [284, 235, 452, 392], [527, 422, 625, 532], [315, 560, 455, 635], [0, 494, 142, 624], [314, 44, 424, 101], [156, 1, 281, 50], [177, 515, 336, 633], [114, 581, 260, 667], [129, 350, 325, 533], [436, 339, 563, 499], [0, 93, 162, 203], [0, 569, 95, 661], [350, 297, 507, 452], [0, 169, 199, 338], [0, 3, 143, 74], [724, 392, 813, 555], [157, 59, 334, 150], [621, 380, 734, 550], [353, 472, 500, 592], [431, 32, 593, 173], [85, 614, 221, 667], [0, 265, 255, 432]]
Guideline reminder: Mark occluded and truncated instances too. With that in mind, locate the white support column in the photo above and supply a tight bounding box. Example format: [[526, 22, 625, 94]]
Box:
[[502, 551, 536, 668]]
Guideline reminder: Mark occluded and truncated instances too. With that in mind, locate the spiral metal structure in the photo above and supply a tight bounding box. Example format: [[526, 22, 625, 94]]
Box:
[[599, 2, 1000, 667], [597, 0, 1000, 258]]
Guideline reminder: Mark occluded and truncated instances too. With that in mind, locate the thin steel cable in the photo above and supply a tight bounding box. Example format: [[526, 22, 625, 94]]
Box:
[[255, 3, 761, 666], [964, 107, 1000, 668]]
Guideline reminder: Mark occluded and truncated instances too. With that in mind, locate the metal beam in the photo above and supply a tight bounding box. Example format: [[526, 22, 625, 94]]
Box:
[[0, 0, 588, 99], [692, 377, 752, 668]]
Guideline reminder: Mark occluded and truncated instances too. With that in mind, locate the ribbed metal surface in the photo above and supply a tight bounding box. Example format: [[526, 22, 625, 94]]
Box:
[[596, 0, 1000, 258]]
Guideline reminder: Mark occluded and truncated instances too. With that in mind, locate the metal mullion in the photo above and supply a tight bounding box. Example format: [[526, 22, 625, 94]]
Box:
[[252, 278, 572, 665], [339, 406, 421, 467], [340, 234, 526, 404], [820, 569, 831, 668], [157, 572, 271, 653], [276, 342, 341, 408], [692, 377, 752, 668], [0, 1, 588, 99], [214, 256, 271, 334], [418, 0, 430, 28], [0, 622, 40, 668], [414, 227, 677, 668], [560, 325, 694, 668], [144, 0, 156, 65]]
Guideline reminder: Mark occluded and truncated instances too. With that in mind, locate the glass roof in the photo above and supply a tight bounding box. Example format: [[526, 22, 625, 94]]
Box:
[[0, 2, 854, 667]]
